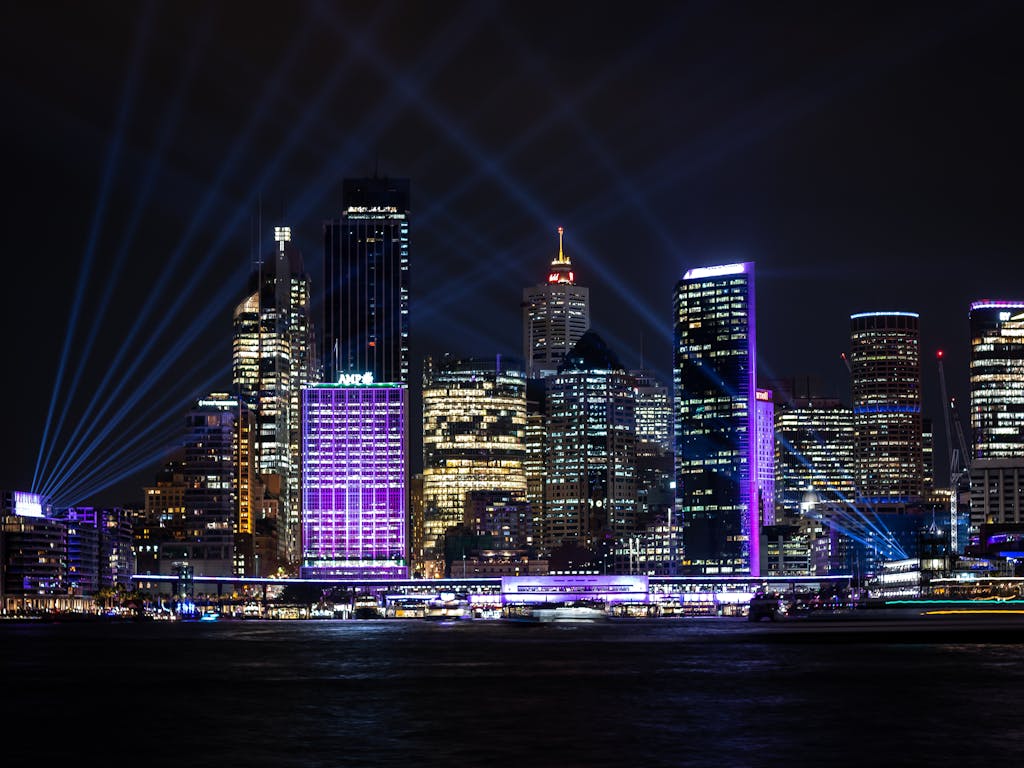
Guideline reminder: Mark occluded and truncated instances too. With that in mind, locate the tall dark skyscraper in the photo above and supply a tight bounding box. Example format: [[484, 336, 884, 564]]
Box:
[[322, 177, 410, 385], [848, 311, 923, 502], [673, 262, 759, 576]]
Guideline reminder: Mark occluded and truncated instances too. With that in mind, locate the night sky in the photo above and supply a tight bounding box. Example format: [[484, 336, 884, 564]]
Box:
[[2, 0, 1021, 508]]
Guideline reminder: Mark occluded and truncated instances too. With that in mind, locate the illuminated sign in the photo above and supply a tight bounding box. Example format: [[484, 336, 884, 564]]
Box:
[[850, 311, 919, 320], [337, 372, 374, 385], [683, 263, 747, 281], [14, 491, 43, 518], [755, 389, 771, 402]]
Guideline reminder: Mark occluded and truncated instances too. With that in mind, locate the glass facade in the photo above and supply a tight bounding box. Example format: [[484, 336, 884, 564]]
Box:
[[322, 178, 410, 385], [849, 311, 923, 502], [756, 389, 775, 527], [673, 262, 758, 575], [421, 357, 528, 563], [969, 301, 1024, 459], [301, 383, 408, 578]]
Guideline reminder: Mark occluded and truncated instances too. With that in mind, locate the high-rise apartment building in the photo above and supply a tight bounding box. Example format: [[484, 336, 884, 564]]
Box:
[[421, 356, 528, 567], [301, 380, 408, 578], [849, 311, 923, 502], [544, 331, 638, 559], [322, 177, 410, 385], [673, 262, 759, 575], [232, 225, 315, 571], [969, 301, 1024, 459], [522, 227, 590, 379]]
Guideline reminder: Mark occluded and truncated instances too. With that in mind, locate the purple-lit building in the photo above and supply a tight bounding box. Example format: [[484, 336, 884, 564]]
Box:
[[673, 262, 760, 576], [301, 380, 408, 578], [756, 388, 775, 527]]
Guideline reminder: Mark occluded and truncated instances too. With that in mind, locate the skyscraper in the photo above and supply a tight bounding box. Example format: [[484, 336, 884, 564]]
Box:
[[421, 356, 527, 570], [756, 388, 775, 527], [522, 227, 590, 379], [673, 262, 758, 576], [232, 225, 315, 571], [544, 331, 638, 562], [322, 177, 410, 385], [631, 370, 673, 454], [969, 301, 1024, 459], [967, 300, 1024, 540], [849, 311, 923, 502], [774, 397, 856, 518], [301, 380, 408, 578]]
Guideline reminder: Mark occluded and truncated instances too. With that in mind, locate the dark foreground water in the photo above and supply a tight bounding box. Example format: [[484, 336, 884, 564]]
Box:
[[3, 614, 1023, 767]]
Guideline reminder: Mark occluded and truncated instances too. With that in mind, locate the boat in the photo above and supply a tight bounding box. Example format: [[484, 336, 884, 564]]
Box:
[[529, 600, 608, 623]]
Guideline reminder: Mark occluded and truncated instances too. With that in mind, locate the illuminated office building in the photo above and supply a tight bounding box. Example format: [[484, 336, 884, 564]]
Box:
[[522, 227, 590, 379], [756, 388, 775, 527], [301, 380, 408, 578], [421, 356, 527, 565], [322, 177, 410, 385], [544, 331, 638, 557], [774, 398, 856, 517], [632, 370, 673, 454], [232, 225, 315, 571], [969, 301, 1024, 459], [673, 262, 759, 575], [849, 311, 923, 502], [968, 301, 1024, 539]]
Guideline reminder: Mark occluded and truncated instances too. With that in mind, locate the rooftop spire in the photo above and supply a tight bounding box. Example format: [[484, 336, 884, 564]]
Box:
[[546, 226, 576, 284]]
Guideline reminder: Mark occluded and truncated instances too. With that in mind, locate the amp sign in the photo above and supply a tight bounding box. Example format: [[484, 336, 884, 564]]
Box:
[[338, 372, 374, 385]]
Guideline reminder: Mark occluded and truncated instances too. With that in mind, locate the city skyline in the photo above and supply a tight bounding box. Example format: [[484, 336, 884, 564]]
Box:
[[3, 1, 1022, 507]]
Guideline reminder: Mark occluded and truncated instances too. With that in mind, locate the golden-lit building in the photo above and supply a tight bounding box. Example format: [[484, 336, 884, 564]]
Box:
[[421, 355, 528, 566]]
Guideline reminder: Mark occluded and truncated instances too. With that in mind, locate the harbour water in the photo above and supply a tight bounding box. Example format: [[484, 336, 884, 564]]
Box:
[[3, 614, 1023, 767]]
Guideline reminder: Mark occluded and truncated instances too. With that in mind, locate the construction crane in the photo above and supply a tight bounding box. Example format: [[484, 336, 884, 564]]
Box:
[[937, 350, 970, 552]]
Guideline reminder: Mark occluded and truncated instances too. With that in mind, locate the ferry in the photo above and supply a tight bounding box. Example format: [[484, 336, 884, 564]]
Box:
[[512, 600, 609, 623]]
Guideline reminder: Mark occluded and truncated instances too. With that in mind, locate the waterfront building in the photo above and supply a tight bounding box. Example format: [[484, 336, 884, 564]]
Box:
[[421, 356, 528, 567], [171, 394, 246, 578], [969, 301, 1024, 459], [524, 378, 548, 555], [232, 224, 316, 570], [756, 388, 775, 527], [774, 398, 856, 518], [673, 262, 759, 575], [63, 506, 134, 592], [301, 380, 408, 578], [849, 311, 924, 502], [544, 330, 638, 561], [522, 227, 590, 379], [322, 177, 410, 385]]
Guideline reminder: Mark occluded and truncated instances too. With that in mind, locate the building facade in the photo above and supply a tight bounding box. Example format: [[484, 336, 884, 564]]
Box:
[[673, 262, 759, 575], [543, 331, 638, 560], [301, 381, 408, 578], [322, 177, 410, 385], [849, 311, 924, 502], [421, 356, 528, 568], [969, 300, 1024, 459], [232, 225, 315, 571], [522, 227, 590, 379]]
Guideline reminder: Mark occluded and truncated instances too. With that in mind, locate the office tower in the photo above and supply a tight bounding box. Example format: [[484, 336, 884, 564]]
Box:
[[421, 356, 527, 569], [673, 262, 759, 576], [63, 506, 134, 592], [522, 227, 590, 379], [849, 311, 924, 502], [968, 301, 1024, 540], [301, 380, 408, 578], [774, 398, 856, 518], [523, 378, 548, 554], [322, 177, 410, 385], [464, 490, 534, 551], [0, 491, 69, 613], [174, 393, 245, 577], [232, 225, 315, 571], [969, 301, 1024, 459], [756, 388, 775, 527], [544, 331, 638, 560], [632, 370, 673, 454]]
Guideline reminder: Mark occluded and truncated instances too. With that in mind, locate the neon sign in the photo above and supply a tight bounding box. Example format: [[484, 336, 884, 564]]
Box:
[[337, 372, 374, 385]]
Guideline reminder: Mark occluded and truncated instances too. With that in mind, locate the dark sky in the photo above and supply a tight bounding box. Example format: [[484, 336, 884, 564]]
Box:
[[2, 0, 1021, 508]]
